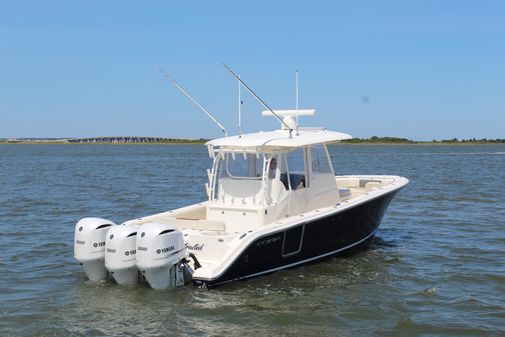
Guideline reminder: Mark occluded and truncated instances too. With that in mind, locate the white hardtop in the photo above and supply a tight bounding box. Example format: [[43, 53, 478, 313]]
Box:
[[206, 128, 352, 151]]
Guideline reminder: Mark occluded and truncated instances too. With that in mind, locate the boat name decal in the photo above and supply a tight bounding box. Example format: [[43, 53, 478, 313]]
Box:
[[256, 236, 282, 247], [156, 246, 175, 254], [93, 241, 105, 248], [186, 243, 205, 251], [107, 248, 116, 253], [138, 246, 148, 251], [75, 240, 85, 245], [125, 249, 136, 256]]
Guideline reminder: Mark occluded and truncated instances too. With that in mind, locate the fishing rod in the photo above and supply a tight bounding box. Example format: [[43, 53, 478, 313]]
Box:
[[222, 63, 293, 137], [158, 67, 227, 137]]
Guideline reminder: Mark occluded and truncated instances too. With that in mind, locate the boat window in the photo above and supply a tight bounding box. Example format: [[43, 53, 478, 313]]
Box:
[[284, 148, 308, 189], [310, 144, 333, 175], [287, 148, 305, 174], [222, 153, 263, 180], [266, 154, 286, 178]]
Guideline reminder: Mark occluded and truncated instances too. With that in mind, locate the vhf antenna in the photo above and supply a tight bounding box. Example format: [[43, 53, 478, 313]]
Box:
[[222, 63, 293, 138], [296, 70, 299, 135], [158, 67, 227, 137], [238, 73, 242, 137]]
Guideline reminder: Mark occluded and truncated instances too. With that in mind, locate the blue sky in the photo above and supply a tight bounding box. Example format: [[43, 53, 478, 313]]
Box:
[[1, 1, 504, 140]]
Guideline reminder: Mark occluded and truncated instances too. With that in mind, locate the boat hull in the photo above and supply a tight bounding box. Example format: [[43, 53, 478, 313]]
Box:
[[196, 190, 398, 287]]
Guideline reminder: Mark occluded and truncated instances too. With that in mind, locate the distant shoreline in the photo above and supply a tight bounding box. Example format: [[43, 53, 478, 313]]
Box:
[[0, 141, 206, 145], [0, 137, 207, 145], [1, 136, 504, 145], [340, 136, 505, 145]]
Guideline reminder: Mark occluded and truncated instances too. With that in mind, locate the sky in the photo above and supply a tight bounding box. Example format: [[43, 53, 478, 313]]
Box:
[[0, 1, 504, 140]]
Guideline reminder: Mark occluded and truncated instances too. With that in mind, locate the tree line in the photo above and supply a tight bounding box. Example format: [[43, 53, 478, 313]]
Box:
[[342, 136, 505, 144]]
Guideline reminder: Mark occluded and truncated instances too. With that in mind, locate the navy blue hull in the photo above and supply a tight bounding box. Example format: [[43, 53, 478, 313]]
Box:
[[195, 191, 398, 287]]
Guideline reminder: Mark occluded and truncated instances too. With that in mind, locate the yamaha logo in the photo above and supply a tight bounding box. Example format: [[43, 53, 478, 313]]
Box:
[[93, 241, 105, 248], [156, 246, 175, 254], [125, 249, 136, 256]]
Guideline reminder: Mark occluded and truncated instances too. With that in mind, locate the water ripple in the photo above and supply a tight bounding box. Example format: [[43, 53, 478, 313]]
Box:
[[0, 144, 504, 336]]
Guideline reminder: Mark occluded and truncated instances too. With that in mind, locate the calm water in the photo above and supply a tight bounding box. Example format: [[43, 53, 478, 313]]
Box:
[[1, 144, 504, 336]]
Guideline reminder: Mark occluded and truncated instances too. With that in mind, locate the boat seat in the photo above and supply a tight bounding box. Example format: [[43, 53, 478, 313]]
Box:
[[365, 182, 382, 193], [338, 188, 352, 201], [129, 215, 226, 231], [171, 218, 225, 231]]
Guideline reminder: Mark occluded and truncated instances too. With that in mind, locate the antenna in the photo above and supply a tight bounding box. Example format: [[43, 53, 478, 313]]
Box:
[[222, 63, 293, 137], [158, 67, 227, 137], [238, 73, 242, 137], [296, 70, 299, 135]]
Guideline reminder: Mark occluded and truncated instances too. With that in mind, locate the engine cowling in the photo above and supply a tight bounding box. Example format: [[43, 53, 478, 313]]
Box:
[[105, 224, 140, 285], [136, 222, 187, 289], [74, 217, 116, 281]]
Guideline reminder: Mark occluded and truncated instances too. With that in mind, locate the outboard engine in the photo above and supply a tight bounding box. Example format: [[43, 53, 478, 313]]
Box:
[[136, 222, 190, 289], [74, 217, 116, 281], [105, 224, 140, 285]]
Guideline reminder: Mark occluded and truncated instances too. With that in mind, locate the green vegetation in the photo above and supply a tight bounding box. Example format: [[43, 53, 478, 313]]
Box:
[[343, 136, 414, 144], [341, 136, 505, 145]]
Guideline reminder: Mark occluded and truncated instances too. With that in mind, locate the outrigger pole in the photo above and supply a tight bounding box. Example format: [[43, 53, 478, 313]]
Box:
[[158, 67, 227, 137], [222, 63, 293, 138]]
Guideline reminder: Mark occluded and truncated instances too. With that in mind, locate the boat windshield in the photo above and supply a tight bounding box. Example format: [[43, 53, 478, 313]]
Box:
[[220, 153, 264, 180]]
